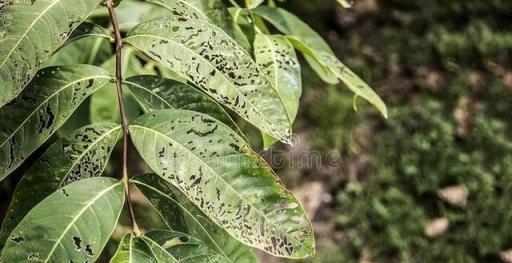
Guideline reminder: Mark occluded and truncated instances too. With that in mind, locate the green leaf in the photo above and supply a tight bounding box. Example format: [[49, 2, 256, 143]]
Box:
[[111, 232, 179, 263], [115, 0, 170, 31], [149, 0, 230, 27], [254, 33, 302, 148], [253, 6, 388, 118], [66, 22, 113, 43], [0, 0, 104, 107], [90, 48, 149, 123], [124, 75, 242, 136], [125, 16, 292, 143], [0, 65, 112, 181], [133, 174, 257, 263], [145, 230, 229, 262], [0, 177, 125, 262], [129, 109, 314, 258], [0, 123, 121, 247], [45, 37, 113, 66]]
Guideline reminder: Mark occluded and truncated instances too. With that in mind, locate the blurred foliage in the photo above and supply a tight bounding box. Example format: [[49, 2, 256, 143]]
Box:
[[276, 0, 512, 262]]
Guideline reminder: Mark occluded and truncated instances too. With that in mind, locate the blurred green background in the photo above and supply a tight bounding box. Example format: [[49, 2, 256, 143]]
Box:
[[263, 0, 512, 262]]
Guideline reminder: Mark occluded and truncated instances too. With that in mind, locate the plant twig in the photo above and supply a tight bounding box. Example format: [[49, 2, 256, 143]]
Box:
[[105, 0, 141, 236]]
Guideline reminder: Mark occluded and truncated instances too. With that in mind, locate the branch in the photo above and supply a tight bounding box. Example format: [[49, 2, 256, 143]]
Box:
[[105, 0, 141, 236]]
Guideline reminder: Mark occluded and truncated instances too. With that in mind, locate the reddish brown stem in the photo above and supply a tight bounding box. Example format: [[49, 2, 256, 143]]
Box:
[[105, 0, 141, 236]]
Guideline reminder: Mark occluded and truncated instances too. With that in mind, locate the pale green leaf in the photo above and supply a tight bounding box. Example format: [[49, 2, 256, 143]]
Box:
[[124, 75, 242, 136], [149, 0, 231, 29], [0, 0, 104, 107], [254, 6, 388, 118], [0, 123, 121, 247], [254, 33, 302, 148], [115, 0, 170, 31], [0, 177, 125, 262], [245, 0, 264, 9], [0, 65, 112, 181], [337, 0, 353, 8], [145, 230, 229, 263], [133, 174, 257, 263], [111, 232, 178, 263], [125, 16, 292, 143], [129, 109, 314, 258]]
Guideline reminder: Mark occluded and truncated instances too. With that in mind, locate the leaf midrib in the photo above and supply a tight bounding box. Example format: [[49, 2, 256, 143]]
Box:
[[43, 182, 121, 263], [130, 124, 304, 247], [0, 75, 112, 148]]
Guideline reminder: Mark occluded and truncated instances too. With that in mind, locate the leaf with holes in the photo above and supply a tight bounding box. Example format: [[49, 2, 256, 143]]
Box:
[[125, 16, 292, 143], [111, 232, 179, 263], [0, 177, 124, 262], [254, 33, 302, 148], [0, 123, 121, 247], [0, 0, 105, 107], [0, 65, 112, 181], [133, 174, 257, 263], [146, 230, 230, 262], [253, 6, 387, 118], [129, 109, 314, 258], [125, 75, 242, 136]]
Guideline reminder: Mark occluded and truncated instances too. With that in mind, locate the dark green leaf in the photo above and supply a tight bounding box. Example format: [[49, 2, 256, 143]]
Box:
[[0, 177, 124, 262], [129, 109, 314, 258], [124, 75, 242, 135], [111, 232, 179, 263], [0, 65, 113, 181], [0, 123, 121, 247], [133, 174, 257, 263], [0, 0, 104, 107]]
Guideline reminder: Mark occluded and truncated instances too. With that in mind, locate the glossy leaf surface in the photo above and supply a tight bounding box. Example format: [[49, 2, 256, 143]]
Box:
[[111, 232, 178, 263], [129, 109, 314, 258], [0, 0, 104, 106], [125, 16, 292, 143], [0, 177, 124, 262], [0, 65, 112, 181], [133, 174, 257, 262], [0, 123, 121, 247]]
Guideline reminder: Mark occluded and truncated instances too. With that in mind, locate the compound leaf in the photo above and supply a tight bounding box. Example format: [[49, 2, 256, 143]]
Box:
[[0, 123, 121, 247], [254, 6, 387, 118], [0, 177, 125, 262], [129, 109, 314, 258], [0, 65, 112, 181], [133, 174, 257, 263], [0, 0, 104, 107], [125, 16, 292, 143]]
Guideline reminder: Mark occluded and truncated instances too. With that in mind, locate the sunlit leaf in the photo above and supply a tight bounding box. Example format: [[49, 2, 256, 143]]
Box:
[[0, 0, 104, 107], [146, 230, 230, 262], [125, 16, 292, 143], [129, 109, 314, 258], [133, 174, 257, 262], [254, 6, 388, 118], [337, 0, 353, 8], [0, 65, 112, 181], [125, 75, 242, 135], [0, 123, 121, 247], [245, 0, 264, 9], [0, 177, 124, 262], [254, 33, 302, 148]]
